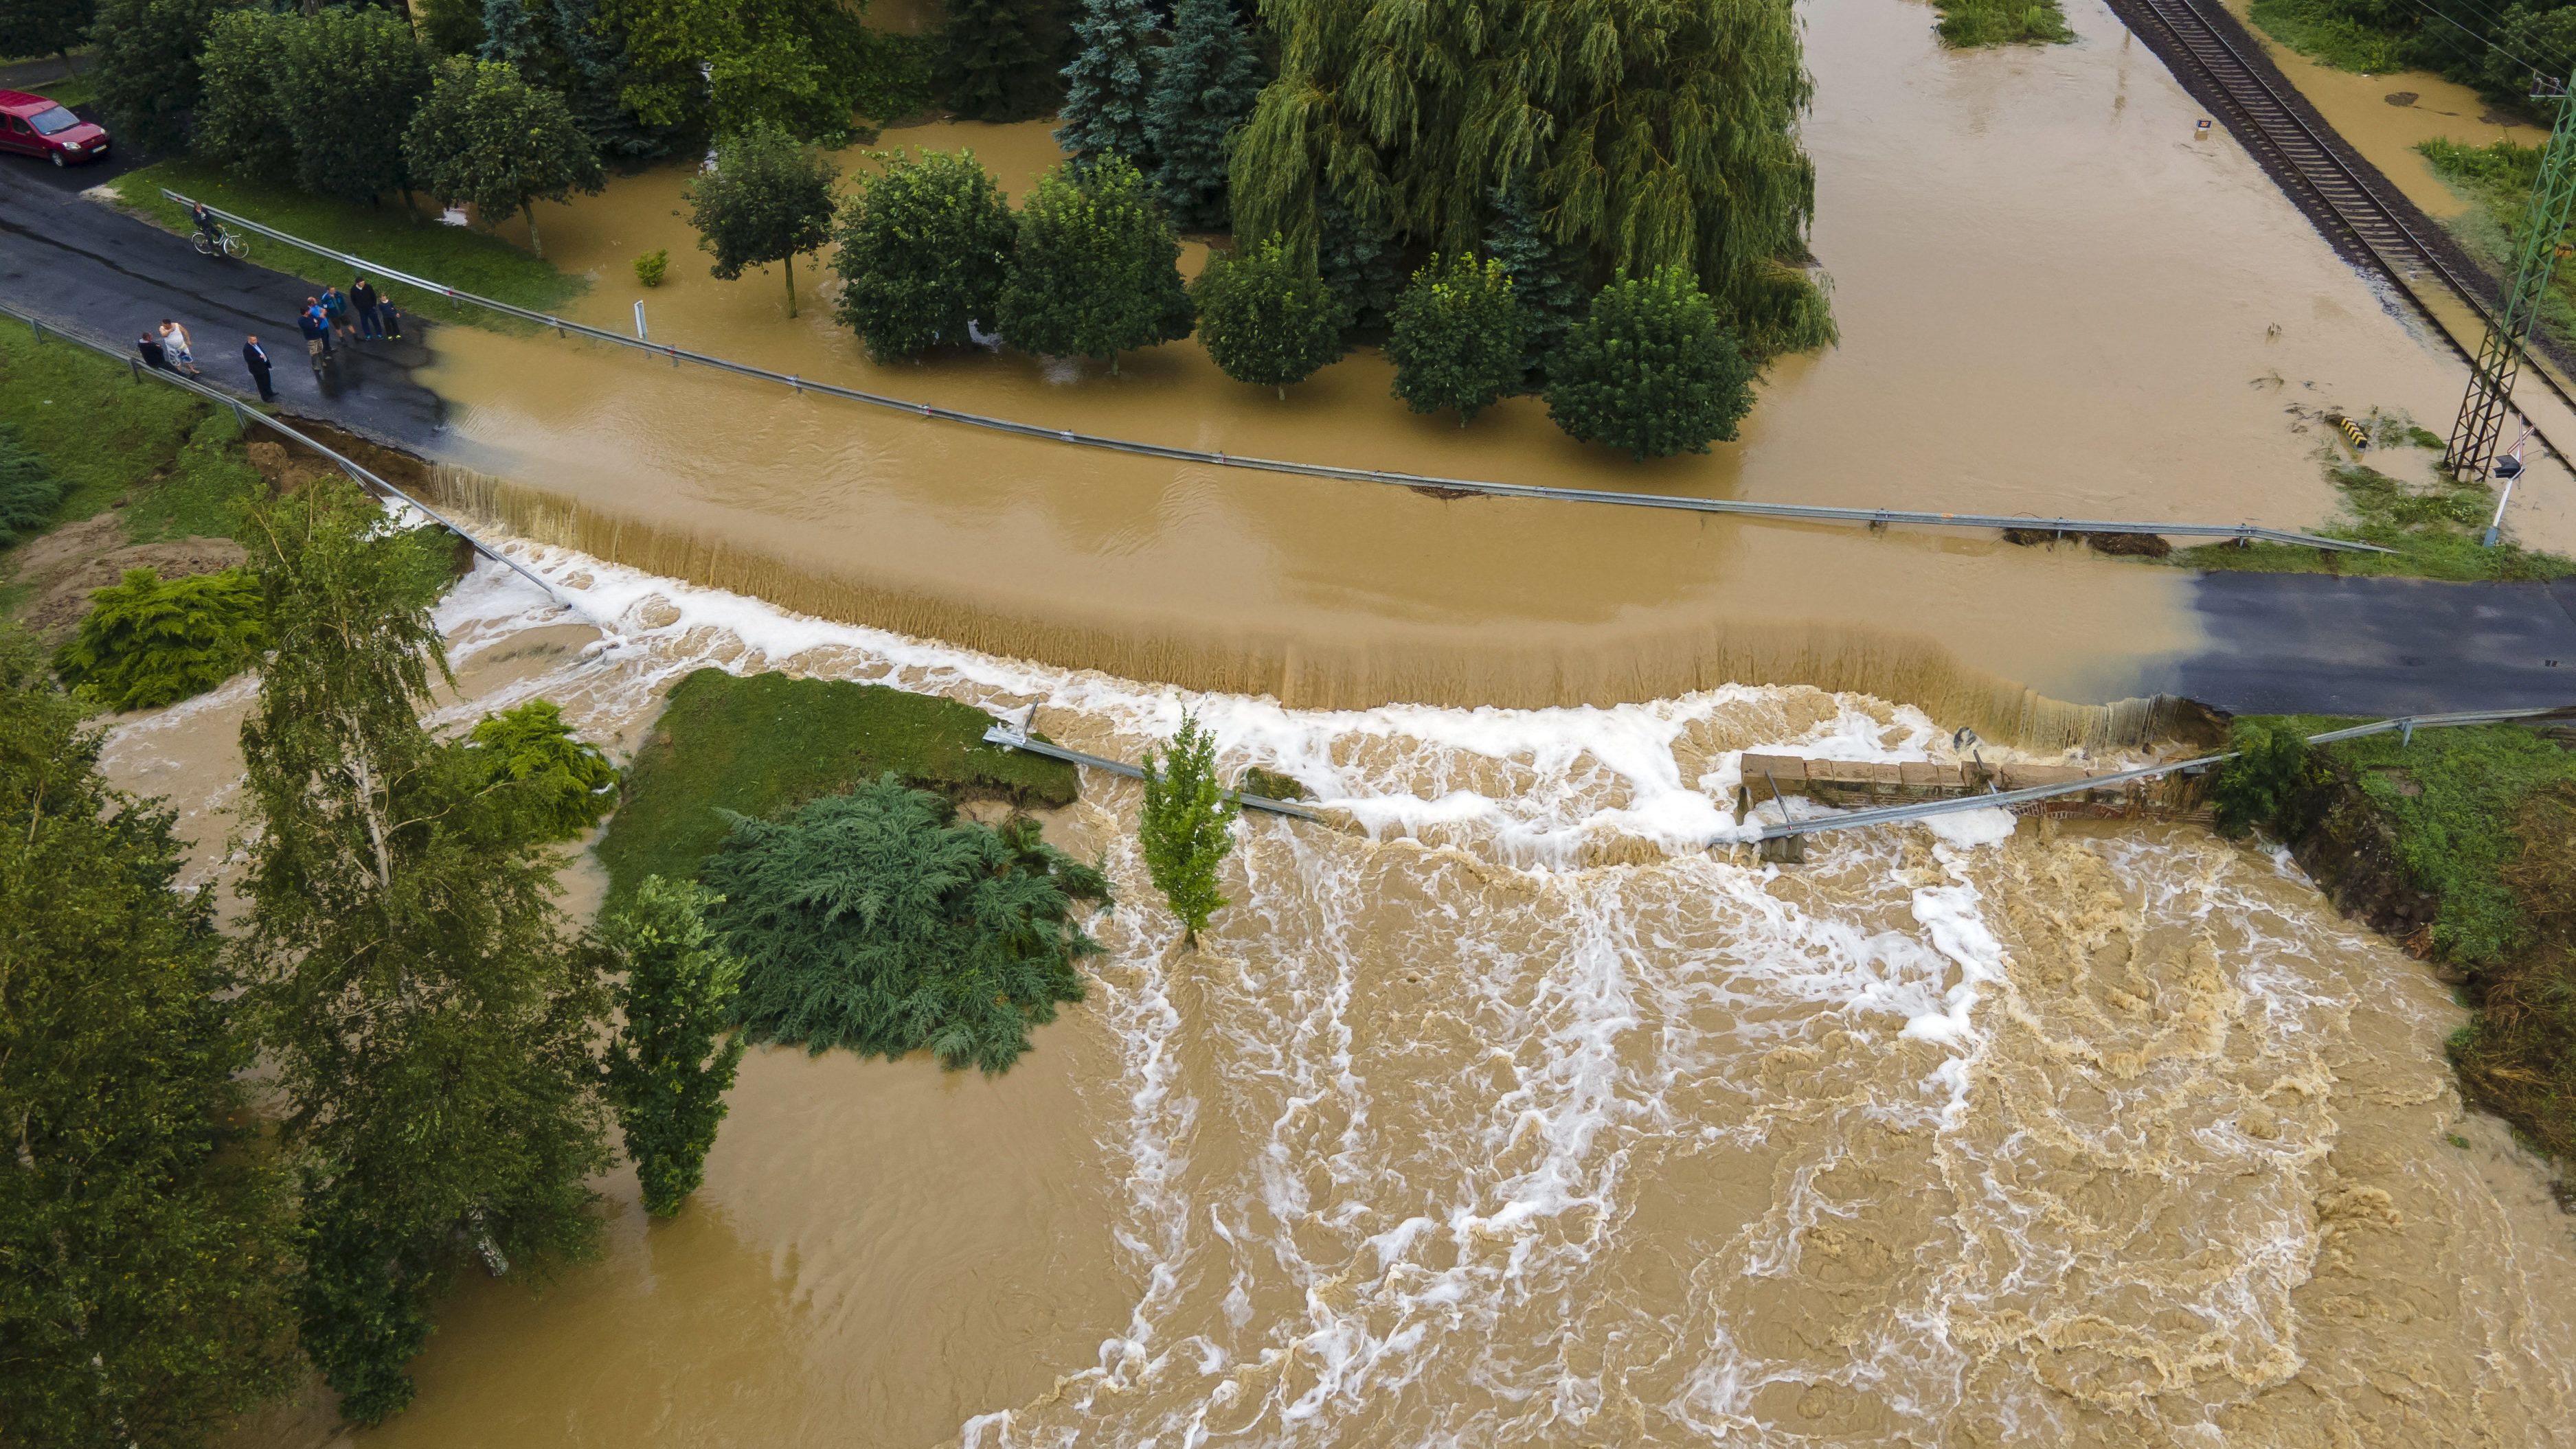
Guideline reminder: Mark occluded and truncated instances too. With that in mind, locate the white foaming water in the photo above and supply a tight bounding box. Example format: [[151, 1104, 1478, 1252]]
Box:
[[373, 545, 2571, 1445]]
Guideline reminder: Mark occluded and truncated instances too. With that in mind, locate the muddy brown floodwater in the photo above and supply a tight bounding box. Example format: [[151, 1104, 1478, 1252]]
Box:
[[411, 0, 2570, 733], [112, 544, 2576, 1448]]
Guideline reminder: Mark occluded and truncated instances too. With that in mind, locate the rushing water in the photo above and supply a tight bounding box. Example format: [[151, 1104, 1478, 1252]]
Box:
[[102, 545, 2576, 1448], [402, 0, 2569, 718]]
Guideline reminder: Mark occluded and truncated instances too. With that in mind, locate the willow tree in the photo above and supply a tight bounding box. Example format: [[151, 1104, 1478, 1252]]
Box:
[[1229, 0, 1832, 354]]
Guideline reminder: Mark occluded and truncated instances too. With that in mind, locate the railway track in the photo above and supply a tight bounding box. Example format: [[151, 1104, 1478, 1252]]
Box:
[[2108, 0, 2576, 450]]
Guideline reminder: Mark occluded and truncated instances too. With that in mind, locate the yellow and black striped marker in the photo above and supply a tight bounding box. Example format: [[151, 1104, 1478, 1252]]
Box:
[[2335, 415, 2369, 450]]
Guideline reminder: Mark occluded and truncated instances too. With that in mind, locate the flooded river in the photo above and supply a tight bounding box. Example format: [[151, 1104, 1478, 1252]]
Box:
[[409, 0, 2568, 722], [108, 544, 2576, 1446]]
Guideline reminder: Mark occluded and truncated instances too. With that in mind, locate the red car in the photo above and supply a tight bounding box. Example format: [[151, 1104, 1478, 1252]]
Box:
[[0, 89, 111, 167]]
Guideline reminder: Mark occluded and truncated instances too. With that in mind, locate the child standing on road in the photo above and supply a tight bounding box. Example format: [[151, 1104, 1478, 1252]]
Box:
[[376, 290, 404, 341]]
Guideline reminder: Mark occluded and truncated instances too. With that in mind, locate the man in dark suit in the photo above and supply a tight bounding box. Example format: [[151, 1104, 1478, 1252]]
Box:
[[242, 334, 275, 402]]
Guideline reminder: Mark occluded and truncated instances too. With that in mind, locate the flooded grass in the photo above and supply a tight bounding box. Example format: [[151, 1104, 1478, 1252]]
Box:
[[1932, 0, 2072, 47], [2171, 461, 2573, 581], [109, 158, 587, 330], [594, 667, 1078, 898], [2244, 0, 2410, 73], [2413, 137, 2576, 354]]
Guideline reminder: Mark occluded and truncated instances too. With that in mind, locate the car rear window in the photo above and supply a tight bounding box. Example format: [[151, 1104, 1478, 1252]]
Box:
[[27, 106, 80, 136]]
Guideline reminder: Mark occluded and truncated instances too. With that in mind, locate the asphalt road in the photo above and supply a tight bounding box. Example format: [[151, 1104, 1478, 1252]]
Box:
[[2, 148, 2571, 721], [0, 155, 445, 450]]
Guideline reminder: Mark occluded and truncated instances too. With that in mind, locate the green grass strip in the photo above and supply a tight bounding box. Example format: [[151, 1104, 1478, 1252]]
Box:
[[1932, 0, 2073, 48], [596, 668, 1081, 898]]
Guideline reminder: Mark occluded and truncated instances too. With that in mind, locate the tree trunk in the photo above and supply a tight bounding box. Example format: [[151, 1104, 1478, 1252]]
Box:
[[784, 254, 797, 317], [1276, 385, 1285, 401], [523, 205, 543, 259]]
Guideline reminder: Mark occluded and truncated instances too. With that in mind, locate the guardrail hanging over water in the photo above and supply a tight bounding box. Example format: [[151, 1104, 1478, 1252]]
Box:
[[165, 192, 2392, 555]]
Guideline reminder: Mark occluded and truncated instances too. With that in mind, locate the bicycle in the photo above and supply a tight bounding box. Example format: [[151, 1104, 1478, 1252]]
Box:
[[191, 229, 248, 261]]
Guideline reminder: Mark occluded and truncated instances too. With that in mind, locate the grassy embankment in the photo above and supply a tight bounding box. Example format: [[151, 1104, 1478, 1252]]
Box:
[[1930, 0, 2072, 47], [595, 669, 1080, 898], [2239, 718, 2576, 1172], [2164, 414, 2573, 581], [2243, 0, 2410, 71], [0, 324, 262, 609], [109, 157, 586, 332]]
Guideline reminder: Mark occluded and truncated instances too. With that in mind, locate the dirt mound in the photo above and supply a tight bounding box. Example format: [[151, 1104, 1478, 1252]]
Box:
[[12, 518, 248, 643]]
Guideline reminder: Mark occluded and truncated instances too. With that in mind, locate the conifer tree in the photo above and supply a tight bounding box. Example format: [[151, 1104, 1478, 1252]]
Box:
[[554, 0, 670, 160], [1544, 266, 1756, 460], [479, 0, 545, 73], [1192, 234, 1344, 398], [681, 125, 841, 316], [935, 0, 1061, 123], [1144, 0, 1262, 229], [997, 155, 1195, 369], [1317, 190, 1401, 333], [1482, 179, 1587, 376], [0, 628, 300, 1449], [596, 877, 746, 1217], [235, 479, 613, 1426], [1386, 253, 1527, 424], [833, 148, 1017, 361], [1056, 0, 1159, 168], [1138, 711, 1238, 948]]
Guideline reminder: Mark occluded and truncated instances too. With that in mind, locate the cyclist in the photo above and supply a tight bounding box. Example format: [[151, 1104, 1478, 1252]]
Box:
[[190, 200, 225, 251]]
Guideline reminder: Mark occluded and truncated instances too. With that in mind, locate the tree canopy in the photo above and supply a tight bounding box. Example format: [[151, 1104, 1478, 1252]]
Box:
[[596, 877, 746, 1216], [682, 126, 841, 316], [88, 0, 225, 154], [833, 148, 1018, 361], [935, 0, 1066, 123], [1386, 252, 1528, 424], [1145, 0, 1266, 229], [1192, 234, 1344, 396], [1228, 0, 1831, 352], [273, 7, 434, 204], [708, 775, 1110, 1074], [0, 628, 300, 1449], [603, 0, 920, 140], [1544, 265, 1756, 459], [1139, 711, 1238, 947], [51, 566, 269, 712], [403, 56, 606, 258], [997, 154, 1195, 367], [0, 0, 91, 66], [1057, 0, 1160, 167]]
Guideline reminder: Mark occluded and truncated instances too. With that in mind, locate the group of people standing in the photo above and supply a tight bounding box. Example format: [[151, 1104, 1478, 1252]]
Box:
[[137, 277, 407, 406]]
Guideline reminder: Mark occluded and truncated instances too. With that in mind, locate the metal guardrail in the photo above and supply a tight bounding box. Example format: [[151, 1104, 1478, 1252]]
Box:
[[163, 191, 2393, 554], [1745, 705, 2575, 841], [980, 724, 1326, 821], [3, 301, 569, 608]]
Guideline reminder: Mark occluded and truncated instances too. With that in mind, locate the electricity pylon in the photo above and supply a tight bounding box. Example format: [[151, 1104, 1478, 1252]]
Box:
[[2447, 82, 2576, 483]]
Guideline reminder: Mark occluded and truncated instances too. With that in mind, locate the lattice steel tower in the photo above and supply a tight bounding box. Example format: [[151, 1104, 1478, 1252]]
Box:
[[2448, 84, 2576, 481]]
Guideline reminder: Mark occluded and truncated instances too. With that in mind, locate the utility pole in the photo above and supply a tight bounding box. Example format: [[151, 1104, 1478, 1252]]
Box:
[[2447, 80, 2576, 483]]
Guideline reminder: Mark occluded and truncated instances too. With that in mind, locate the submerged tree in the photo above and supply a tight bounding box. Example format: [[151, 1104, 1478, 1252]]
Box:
[[466, 698, 620, 841], [683, 125, 841, 316], [708, 775, 1111, 1074], [403, 56, 605, 258], [234, 479, 613, 1425], [997, 155, 1195, 369], [1193, 235, 1344, 397], [1057, 0, 1160, 168], [1545, 266, 1755, 459], [1387, 253, 1528, 424], [1229, 0, 1829, 350], [0, 628, 300, 1449], [833, 148, 1017, 361], [1139, 711, 1238, 948], [1145, 0, 1265, 229], [596, 877, 746, 1217], [2212, 718, 2314, 838], [1482, 178, 1588, 376]]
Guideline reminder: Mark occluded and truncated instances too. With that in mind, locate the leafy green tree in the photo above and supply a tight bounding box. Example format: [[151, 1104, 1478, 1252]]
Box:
[[595, 876, 746, 1217], [682, 125, 841, 317], [0, 0, 93, 72], [1144, 0, 1263, 229], [0, 422, 63, 545], [1387, 253, 1528, 424], [88, 0, 224, 154], [1191, 233, 1343, 397], [1057, 0, 1157, 168], [708, 774, 1110, 1074], [1229, 0, 1829, 350], [1482, 177, 1586, 375], [832, 147, 1017, 361], [934, 0, 1063, 123], [52, 567, 269, 712], [997, 155, 1195, 370], [415, 0, 487, 55], [194, 10, 296, 182], [1544, 266, 1756, 459], [403, 56, 605, 258], [467, 698, 619, 841], [234, 479, 613, 1425], [606, 0, 912, 141], [0, 628, 300, 1449], [274, 6, 433, 205], [1139, 711, 1237, 948], [2213, 718, 2314, 838]]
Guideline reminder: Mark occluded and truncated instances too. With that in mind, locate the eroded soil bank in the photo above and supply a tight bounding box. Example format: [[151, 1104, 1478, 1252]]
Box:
[[397, 0, 2561, 723]]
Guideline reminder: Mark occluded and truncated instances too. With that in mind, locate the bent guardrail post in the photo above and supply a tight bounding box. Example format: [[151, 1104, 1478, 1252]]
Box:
[[980, 723, 1326, 821]]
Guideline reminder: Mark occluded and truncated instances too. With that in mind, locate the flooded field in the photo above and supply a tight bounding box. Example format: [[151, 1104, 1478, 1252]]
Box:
[[111, 543, 2576, 1447], [409, 0, 2566, 719]]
